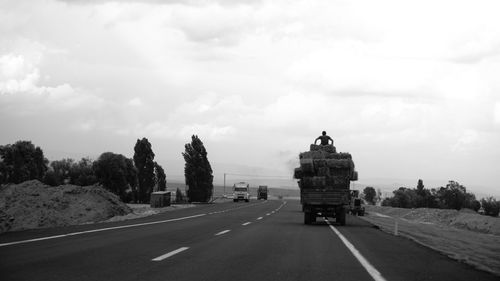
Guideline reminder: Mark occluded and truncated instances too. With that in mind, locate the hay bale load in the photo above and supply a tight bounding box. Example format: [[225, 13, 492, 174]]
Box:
[[294, 144, 358, 225]]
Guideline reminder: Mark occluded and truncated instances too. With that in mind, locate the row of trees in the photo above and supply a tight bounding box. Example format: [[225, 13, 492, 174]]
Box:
[[364, 179, 499, 217], [0, 136, 214, 203]]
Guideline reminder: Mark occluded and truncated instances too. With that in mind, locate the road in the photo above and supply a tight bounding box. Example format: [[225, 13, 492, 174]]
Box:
[[0, 200, 497, 281]]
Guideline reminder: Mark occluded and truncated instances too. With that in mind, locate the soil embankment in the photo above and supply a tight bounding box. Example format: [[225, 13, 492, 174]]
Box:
[[0, 180, 132, 233]]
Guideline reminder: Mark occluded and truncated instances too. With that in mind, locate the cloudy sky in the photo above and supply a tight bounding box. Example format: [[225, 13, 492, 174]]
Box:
[[1, 0, 499, 195]]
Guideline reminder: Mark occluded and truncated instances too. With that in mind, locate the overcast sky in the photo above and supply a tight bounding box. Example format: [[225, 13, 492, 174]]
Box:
[[1, 0, 499, 195]]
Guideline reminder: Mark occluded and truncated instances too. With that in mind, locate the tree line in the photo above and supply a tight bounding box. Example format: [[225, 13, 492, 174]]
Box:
[[0, 135, 213, 203], [362, 179, 499, 217]]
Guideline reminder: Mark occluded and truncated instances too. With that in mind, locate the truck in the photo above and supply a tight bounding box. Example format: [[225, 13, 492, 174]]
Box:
[[349, 190, 365, 216], [233, 182, 250, 202], [294, 143, 358, 225], [257, 185, 268, 200]]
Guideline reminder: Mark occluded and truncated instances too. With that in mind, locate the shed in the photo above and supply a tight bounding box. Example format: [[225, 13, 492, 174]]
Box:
[[150, 191, 171, 208]]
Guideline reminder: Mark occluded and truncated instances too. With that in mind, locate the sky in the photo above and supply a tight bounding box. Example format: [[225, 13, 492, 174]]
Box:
[[1, 0, 499, 196]]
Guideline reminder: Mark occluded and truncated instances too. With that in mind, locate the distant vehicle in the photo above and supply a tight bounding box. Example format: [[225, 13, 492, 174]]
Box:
[[257, 185, 268, 200], [478, 207, 485, 215], [233, 182, 250, 202], [349, 190, 365, 216]]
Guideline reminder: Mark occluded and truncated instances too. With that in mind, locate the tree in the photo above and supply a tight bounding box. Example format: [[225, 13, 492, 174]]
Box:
[[182, 135, 213, 202], [45, 158, 74, 186], [436, 181, 470, 210], [154, 162, 167, 192], [133, 138, 155, 203], [44, 157, 98, 187], [416, 179, 425, 196], [70, 157, 98, 186], [0, 140, 48, 184], [93, 152, 137, 202], [481, 197, 500, 217], [363, 186, 377, 205]]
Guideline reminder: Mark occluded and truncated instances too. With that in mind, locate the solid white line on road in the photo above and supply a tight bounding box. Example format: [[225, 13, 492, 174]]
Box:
[[0, 214, 207, 248], [257, 217, 263, 220], [242, 222, 251, 226], [152, 247, 190, 261], [215, 230, 231, 236], [325, 219, 387, 281]]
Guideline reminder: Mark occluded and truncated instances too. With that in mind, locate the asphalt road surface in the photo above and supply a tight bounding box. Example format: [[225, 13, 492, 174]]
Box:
[[1, 200, 497, 281]]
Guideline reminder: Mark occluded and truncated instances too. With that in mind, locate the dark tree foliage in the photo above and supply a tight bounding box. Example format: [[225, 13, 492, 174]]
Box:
[[0, 140, 48, 184], [44, 158, 74, 186], [382, 180, 478, 211], [363, 186, 377, 205], [436, 181, 475, 210], [182, 135, 213, 202], [416, 179, 425, 196], [154, 162, 167, 192], [93, 152, 137, 202], [44, 157, 98, 186], [133, 138, 155, 203], [481, 197, 500, 217], [382, 187, 419, 208]]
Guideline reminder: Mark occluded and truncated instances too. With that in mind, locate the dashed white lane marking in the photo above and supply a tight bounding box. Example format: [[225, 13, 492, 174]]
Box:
[[266, 213, 271, 216], [0, 214, 207, 248], [152, 247, 190, 261], [257, 217, 263, 220], [242, 222, 251, 226], [215, 230, 231, 236], [325, 219, 387, 281]]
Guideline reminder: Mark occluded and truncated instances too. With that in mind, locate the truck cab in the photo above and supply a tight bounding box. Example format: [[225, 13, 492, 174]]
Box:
[[233, 182, 250, 202], [349, 190, 365, 216], [257, 185, 268, 200]]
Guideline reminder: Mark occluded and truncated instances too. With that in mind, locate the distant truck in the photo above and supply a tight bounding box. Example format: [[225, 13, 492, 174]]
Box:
[[233, 182, 250, 202], [294, 143, 358, 225], [349, 190, 365, 216], [257, 185, 268, 200]]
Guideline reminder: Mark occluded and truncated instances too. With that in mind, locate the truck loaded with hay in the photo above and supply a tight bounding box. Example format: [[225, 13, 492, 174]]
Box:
[[294, 144, 358, 225]]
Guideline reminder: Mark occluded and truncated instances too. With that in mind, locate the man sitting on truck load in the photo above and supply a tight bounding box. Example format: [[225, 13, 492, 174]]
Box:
[[315, 131, 333, 146]]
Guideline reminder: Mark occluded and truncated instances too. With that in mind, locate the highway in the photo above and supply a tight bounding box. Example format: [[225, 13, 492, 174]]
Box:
[[0, 200, 497, 281]]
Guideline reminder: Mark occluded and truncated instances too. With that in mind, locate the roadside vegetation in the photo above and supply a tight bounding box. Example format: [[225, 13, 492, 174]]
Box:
[[361, 179, 499, 217], [0, 136, 214, 204]]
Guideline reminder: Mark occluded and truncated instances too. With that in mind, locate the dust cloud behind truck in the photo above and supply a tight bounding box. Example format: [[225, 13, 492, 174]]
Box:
[[294, 143, 358, 225]]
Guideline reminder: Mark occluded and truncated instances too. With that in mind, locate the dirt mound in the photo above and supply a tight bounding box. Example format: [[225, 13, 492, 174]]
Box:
[[0, 180, 132, 233]]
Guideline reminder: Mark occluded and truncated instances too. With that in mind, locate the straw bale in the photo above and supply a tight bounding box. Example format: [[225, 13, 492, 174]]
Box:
[[325, 153, 352, 160], [300, 151, 326, 159], [329, 168, 351, 177], [301, 176, 326, 188], [313, 159, 327, 168], [351, 171, 358, 181], [294, 167, 303, 179], [310, 144, 336, 153], [326, 159, 354, 169], [317, 167, 330, 177], [300, 158, 314, 173]]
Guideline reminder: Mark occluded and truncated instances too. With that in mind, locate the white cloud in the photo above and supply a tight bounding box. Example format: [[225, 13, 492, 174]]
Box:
[[127, 97, 143, 106], [451, 130, 480, 152], [495, 102, 500, 124]]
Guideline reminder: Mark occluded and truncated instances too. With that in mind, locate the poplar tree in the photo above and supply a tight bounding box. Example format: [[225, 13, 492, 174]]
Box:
[[182, 135, 213, 202], [133, 138, 155, 203]]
